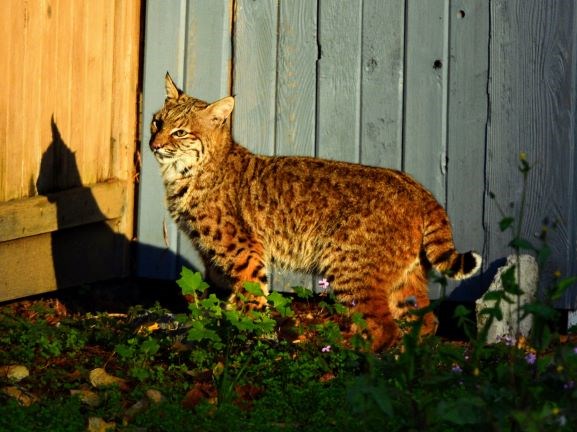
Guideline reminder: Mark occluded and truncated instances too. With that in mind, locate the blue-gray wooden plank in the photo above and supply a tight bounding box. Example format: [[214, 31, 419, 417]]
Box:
[[137, 0, 188, 279], [444, 0, 489, 300], [272, 0, 318, 292], [403, 0, 448, 203], [276, 0, 317, 157], [486, 0, 577, 308], [360, 0, 405, 169], [184, 0, 232, 101], [231, 0, 278, 156], [137, 0, 231, 280], [178, 0, 233, 276], [316, 0, 362, 163]]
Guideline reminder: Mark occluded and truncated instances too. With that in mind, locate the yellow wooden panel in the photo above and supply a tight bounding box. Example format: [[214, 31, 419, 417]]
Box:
[[0, 0, 140, 299], [0, 0, 140, 205], [0, 180, 127, 243], [0, 221, 129, 302]]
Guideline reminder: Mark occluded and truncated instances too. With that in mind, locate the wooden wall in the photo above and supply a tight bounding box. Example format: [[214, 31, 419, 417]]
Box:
[[0, 0, 141, 301], [137, 0, 577, 308]]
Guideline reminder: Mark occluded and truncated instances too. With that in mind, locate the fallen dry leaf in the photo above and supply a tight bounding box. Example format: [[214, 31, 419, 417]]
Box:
[[182, 382, 217, 410], [0, 365, 29, 382], [70, 389, 101, 407], [87, 417, 115, 432], [89, 368, 128, 390], [124, 399, 149, 421], [146, 388, 164, 403], [1, 386, 37, 406], [319, 372, 336, 382]]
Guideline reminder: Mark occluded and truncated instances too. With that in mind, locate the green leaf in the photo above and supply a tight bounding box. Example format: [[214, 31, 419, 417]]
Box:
[[187, 321, 221, 343], [437, 397, 484, 426], [551, 276, 577, 300], [499, 217, 515, 232], [351, 312, 367, 330], [115, 344, 133, 360], [200, 294, 223, 314], [267, 291, 294, 317], [479, 307, 503, 321], [482, 291, 507, 302], [536, 245, 551, 267], [243, 281, 265, 297], [333, 303, 348, 315], [453, 304, 471, 319], [292, 285, 314, 299], [523, 303, 558, 321], [500, 266, 524, 296], [509, 237, 535, 251], [140, 338, 160, 357], [177, 267, 209, 295], [347, 376, 393, 418]]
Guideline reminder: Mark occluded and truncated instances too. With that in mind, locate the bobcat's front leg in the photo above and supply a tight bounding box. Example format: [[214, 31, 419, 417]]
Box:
[[222, 241, 269, 309]]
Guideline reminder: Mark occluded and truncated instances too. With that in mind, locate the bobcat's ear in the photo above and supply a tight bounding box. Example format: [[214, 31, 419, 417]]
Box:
[[205, 96, 234, 127], [165, 72, 182, 100]]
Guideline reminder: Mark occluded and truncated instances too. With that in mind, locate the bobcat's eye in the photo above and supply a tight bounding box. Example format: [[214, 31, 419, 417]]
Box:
[[171, 129, 190, 138]]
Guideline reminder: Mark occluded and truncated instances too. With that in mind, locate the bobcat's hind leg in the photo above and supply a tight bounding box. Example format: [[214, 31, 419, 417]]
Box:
[[389, 261, 438, 338], [325, 274, 401, 351], [351, 295, 401, 351]]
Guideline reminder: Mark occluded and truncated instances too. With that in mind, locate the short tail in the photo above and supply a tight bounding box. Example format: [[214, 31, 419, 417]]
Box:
[[422, 201, 482, 280]]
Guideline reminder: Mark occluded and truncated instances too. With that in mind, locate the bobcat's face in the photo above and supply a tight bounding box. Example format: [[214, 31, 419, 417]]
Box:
[[149, 73, 234, 181], [149, 104, 206, 176]]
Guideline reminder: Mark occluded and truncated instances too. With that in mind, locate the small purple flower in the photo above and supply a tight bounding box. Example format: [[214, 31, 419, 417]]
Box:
[[321, 345, 331, 353], [351, 300, 357, 306], [451, 364, 463, 373], [318, 278, 330, 291], [573, 346, 577, 355], [564, 381, 575, 390], [498, 335, 516, 347], [525, 352, 537, 365]]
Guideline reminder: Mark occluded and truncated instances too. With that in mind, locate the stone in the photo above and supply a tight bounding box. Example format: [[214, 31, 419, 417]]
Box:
[[476, 254, 539, 344]]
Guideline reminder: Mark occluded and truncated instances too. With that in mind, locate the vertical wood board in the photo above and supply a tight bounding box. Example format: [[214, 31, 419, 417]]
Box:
[[137, 0, 232, 279], [403, 0, 448, 203], [0, 0, 139, 202], [442, 0, 489, 300], [275, 0, 318, 157], [360, 0, 405, 169], [0, 0, 140, 300], [232, 0, 278, 155], [273, 0, 319, 291], [316, 0, 362, 163], [137, 0, 188, 279], [179, 0, 233, 276], [486, 0, 577, 307]]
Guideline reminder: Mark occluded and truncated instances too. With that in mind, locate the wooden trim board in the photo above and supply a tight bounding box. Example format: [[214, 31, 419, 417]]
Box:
[[0, 220, 129, 302], [0, 180, 126, 243]]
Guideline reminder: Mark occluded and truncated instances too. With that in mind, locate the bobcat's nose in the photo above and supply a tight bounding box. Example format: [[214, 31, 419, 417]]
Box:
[[150, 137, 163, 151]]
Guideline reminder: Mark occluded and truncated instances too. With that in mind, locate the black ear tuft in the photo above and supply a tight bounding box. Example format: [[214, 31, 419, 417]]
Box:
[[165, 72, 183, 100]]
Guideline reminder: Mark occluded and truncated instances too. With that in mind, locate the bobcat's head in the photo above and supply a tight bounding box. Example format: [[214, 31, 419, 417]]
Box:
[[150, 73, 234, 181]]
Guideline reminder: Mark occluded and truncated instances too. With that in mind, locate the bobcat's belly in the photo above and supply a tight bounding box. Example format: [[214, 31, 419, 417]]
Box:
[[265, 235, 320, 273]]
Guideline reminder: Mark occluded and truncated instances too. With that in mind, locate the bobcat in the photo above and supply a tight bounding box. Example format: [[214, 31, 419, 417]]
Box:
[[149, 73, 482, 350]]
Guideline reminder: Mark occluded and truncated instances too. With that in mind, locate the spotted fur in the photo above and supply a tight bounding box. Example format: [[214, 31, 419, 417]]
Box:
[[150, 73, 482, 350]]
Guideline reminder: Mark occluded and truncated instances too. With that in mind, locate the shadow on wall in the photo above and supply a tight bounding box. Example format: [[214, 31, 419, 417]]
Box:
[[448, 257, 507, 302], [35, 117, 194, 290]]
